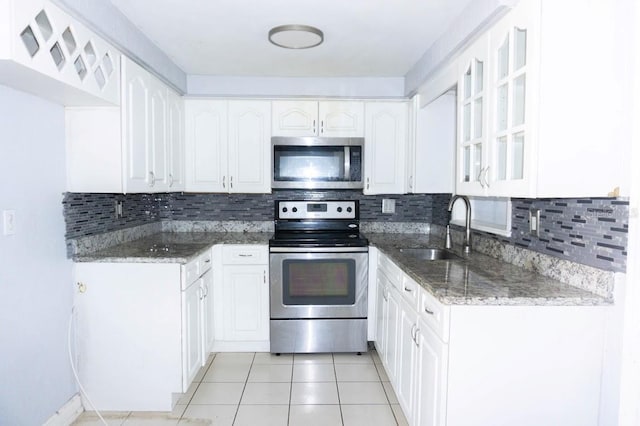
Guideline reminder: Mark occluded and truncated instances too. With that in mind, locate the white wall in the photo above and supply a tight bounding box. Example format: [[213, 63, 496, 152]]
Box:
[[187, 75, 406, 98], [0, 85, 76, 424]]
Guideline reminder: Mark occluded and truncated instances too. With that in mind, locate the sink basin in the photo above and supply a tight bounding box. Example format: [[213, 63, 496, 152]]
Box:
[[398, 248, 462, 261]]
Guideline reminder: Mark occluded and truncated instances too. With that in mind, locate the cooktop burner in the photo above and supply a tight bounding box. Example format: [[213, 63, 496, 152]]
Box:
[[269, 231, 369, 248]]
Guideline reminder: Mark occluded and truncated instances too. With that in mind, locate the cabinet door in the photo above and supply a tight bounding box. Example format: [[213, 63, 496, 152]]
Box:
[[201, 269, 215, 357], [396, 297, 418, 422], [148, 79, 168, 191], [167, 89, 185, 191], [222, 265, 269, 341], [272, 100, 318, 136], [182, 280, 203, 391], [122, 58, 152, 193], [456, 35, 489, 196], [486, 0, 538, 197], [364, 102, 408, 194], [384, 287, 400, 384], [228, 100, 271, 193], [184, 100, 228, 192], [374, 273, 388, 358], [414, 319, 448, 426], [318, 101, 364, 137]]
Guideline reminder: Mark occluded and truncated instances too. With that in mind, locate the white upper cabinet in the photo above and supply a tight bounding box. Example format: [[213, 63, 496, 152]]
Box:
[[409, 94, 456, 194], [484, 0, 538, 197], [227, 100, 271, 193], [184, 99, 271, 194], [456, 35, 489, 196], [272, 100, 364, 137], [364, 102, 408, 194], [122, 57, 178, 193], [167, 89, 185, 191], [66, 56, 184, 193], [185, 100, 228, 192], [453, 0, 626, 198], [0, 0, 120, 105]]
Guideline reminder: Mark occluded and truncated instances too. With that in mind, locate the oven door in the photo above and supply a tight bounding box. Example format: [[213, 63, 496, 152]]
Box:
[[269, 249, 368, 319]]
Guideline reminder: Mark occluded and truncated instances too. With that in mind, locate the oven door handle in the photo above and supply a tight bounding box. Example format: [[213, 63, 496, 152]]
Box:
[[269, 246, 369, 253]]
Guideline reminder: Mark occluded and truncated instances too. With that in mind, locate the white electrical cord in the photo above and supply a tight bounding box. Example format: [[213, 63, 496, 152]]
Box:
[[68, 306, 108, 426]]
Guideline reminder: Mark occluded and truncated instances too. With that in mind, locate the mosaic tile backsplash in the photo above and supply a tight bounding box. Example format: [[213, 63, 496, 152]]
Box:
[[63, 192, 628, 273]]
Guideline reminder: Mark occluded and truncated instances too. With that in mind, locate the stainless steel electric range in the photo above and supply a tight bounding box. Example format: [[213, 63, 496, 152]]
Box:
[[269, 200, 369, 354]]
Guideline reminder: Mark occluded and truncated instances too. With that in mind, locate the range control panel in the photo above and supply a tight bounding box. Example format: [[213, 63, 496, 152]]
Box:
[[277, 201, 358, 220]]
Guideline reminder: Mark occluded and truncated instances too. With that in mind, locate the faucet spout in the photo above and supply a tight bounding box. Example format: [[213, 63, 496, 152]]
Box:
[[446, 195, 472, 254]]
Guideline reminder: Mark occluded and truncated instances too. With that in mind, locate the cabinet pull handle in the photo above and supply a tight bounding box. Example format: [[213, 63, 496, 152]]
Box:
[[383, 287, 389, 301], [168, 173, 174, 187], [149, 171, 155, 187], [424, 306, 434, 315], [404, 286, 413, 293], [263, 270, 267, 283], [414, 328, 420, 347], [238, 254, 253, 257], [366, 177, 370, 190], [198, 287, 204, 301], [204, 259, 211, 263], [313, 119, 316, 134], [222, 176, 226, 188], [321, 120, 324, 134], [483, 166, 491, 188], [477, 167, 485, 188], [411, 324, 417, 342], [230, 176, 233, 189]]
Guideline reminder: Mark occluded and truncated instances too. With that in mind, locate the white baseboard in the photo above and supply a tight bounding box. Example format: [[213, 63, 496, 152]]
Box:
[[43, 393, 84, 426]]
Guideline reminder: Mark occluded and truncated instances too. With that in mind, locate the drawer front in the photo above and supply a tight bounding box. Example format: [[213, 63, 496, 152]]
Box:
[[419, 287, 450, 343], [377, 252, 403, 290], [222, 245, 268, 264], [198, 249, 213, 273], [400, 275, 420, 311]]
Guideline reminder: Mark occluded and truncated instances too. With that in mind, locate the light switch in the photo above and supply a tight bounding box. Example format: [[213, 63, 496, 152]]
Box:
[[3, 210, 16, 235], [382, 199, 396, 214], [529, 208, 540, 237]]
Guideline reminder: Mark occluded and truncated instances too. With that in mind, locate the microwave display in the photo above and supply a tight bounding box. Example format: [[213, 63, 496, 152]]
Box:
[[272, 137, 364, 189]]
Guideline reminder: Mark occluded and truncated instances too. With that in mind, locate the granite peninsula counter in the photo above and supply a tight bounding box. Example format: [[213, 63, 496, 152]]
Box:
[[367, 233, 610, 306]]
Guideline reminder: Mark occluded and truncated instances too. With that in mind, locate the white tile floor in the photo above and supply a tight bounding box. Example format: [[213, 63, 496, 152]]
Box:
[[73, 350, 409, 426]]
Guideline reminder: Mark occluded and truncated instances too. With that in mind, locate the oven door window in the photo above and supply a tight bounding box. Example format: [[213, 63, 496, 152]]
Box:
[[282, 259, 356, 305]]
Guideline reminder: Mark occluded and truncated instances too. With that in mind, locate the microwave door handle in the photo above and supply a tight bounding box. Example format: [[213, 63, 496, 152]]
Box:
[[344, 146, 350, 180]]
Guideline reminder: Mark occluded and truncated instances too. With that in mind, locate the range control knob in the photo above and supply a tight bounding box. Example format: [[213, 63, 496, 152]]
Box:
[[292, 207, 298, 213], [282, 207, 288, 213], [337, 207, 343, 213], [347, 207, 353, 213]]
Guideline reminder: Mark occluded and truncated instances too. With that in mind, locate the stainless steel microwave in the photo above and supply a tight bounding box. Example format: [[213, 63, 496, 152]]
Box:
[[272, 137, 364, 189]]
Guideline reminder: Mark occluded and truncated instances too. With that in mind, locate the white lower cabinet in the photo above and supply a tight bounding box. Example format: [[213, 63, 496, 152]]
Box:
[[213, 245, 270, 352], [374, 252, 607, 426]]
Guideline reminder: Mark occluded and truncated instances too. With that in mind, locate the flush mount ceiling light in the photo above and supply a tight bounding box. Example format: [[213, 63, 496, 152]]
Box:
[[268, 24, 324, 49]]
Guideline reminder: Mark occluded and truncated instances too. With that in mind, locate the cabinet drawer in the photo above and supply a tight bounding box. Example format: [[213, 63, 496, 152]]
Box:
[[222, 245, 268, 264], [400, 275, 420, 311], [419, 288, 450, 343], [378, 253, 403, 290], [198, 249, 213, 274]]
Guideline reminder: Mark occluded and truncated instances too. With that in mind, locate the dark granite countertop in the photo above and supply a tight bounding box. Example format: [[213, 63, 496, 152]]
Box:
[[366, 233, 610, 306], [74, 232, 272, 264]]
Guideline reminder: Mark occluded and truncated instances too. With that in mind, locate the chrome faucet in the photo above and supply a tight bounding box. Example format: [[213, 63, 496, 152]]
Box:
[[445, 195, 472, 254]]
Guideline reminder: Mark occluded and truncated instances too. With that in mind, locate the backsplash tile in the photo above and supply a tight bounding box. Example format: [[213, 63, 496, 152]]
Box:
[[63, 192, 628, 273], [443, 197, 629, 273]]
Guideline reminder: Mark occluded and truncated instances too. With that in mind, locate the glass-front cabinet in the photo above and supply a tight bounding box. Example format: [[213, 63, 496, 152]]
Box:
[[456, 35, 489, 196], [486, 0, 539, 196], [455, 0, 539, 197]]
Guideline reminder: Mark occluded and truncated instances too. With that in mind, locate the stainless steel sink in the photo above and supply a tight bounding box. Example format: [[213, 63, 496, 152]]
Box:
[[398, 247, 462, 261]]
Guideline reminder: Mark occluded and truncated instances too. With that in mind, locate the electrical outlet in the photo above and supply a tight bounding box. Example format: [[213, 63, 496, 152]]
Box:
[[529, 208, 541, 237], [114, 200, 124, 219], [3, 210, 16, 235]]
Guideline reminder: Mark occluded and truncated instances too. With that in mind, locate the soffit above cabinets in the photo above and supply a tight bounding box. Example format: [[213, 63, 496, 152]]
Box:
[[107, 0, 474, 78]]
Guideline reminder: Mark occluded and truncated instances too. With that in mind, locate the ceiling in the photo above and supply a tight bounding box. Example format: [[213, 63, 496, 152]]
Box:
[[108, 0, 474, 78]]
